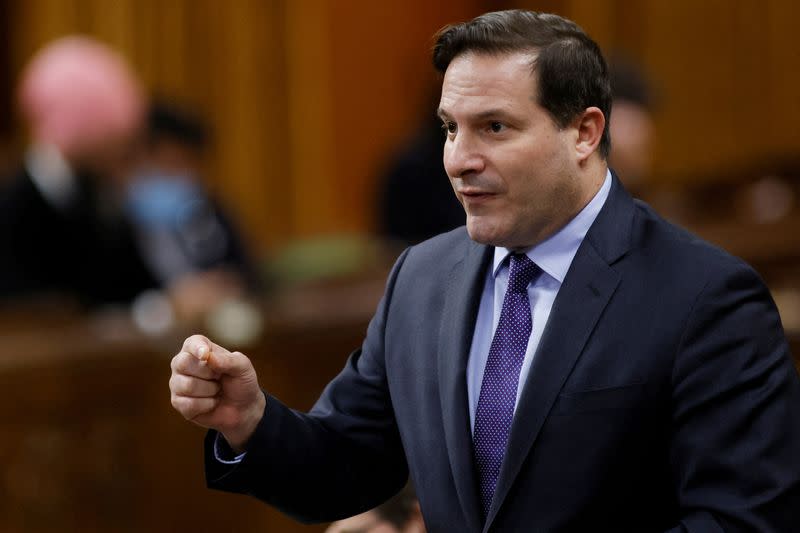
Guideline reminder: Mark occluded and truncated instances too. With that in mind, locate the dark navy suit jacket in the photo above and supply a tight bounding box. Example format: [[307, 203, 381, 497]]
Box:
[[206, 176, 800, 532]]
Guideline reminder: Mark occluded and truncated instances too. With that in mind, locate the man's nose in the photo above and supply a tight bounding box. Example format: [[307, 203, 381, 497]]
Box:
[[443, 132, 485, 178]]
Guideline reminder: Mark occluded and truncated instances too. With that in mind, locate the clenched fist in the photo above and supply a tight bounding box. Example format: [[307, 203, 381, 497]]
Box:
[[170, 334, 266, 453]]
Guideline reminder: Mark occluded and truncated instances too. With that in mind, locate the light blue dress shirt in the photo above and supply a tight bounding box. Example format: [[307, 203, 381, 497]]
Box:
[[466, 170, 612, 433]]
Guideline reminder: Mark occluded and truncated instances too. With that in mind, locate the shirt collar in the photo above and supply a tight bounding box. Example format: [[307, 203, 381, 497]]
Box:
[[493, 169, 612, 283], [25, 143, 78, 210]]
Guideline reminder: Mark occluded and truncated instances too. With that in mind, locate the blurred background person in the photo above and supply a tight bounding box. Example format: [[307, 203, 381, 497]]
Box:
[[0, 35, 157, 308], [0, 35, 261, 324], [325, 485, 425, 533], [377, 92, 465, 247], [607, 55, 657, 196], [127, 99, 261, 321]]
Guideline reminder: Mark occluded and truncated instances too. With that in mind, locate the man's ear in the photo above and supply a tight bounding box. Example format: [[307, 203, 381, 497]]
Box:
[[573, 106, 605, 162]]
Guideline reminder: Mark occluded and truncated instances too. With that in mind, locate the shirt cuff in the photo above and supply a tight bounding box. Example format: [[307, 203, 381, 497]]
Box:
[[213, 433, 246, 464]]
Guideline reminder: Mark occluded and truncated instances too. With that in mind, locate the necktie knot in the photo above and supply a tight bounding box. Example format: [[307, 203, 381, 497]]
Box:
[[508, 253, 539, 294]]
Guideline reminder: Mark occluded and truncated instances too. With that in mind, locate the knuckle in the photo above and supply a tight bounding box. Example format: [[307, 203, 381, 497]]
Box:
[[183, 334, 204, 351], [172, 396, 197, 420], [170, 394, 184, 411], [231, 351, 252, 368], [171, 352, 190, 374], [176, 375, 193, 395], [172, 374, 188, 394], [170, 353, 183, 372]]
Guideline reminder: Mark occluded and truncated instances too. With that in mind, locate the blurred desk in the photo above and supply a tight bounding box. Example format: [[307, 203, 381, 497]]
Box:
[[0, 275, 388, 533], [690, 215, 800, 271]]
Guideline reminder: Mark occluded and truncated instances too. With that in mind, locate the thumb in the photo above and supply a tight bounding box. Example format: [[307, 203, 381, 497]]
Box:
[[206, 347, 251, 377]]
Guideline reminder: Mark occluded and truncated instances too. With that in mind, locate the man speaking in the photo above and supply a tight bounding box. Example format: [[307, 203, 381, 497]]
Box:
[[170, 10, 800, 532]]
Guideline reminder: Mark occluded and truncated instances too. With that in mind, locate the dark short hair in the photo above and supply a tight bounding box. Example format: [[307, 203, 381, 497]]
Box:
[[609, 55, 655, 109], [433, 9, 612, 159], [147, 99, 209, 151]]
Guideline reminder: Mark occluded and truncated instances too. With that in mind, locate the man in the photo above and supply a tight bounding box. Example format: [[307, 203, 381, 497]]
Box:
[[170, 10, 800, 532], [0, 36, 157, 306]]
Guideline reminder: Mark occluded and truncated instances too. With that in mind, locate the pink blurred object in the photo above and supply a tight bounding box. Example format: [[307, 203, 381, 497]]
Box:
[[17, 35, 145, 163]]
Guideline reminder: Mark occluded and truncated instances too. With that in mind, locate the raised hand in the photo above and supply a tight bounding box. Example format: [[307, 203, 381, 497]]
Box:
[[170, 334, 266, 453]]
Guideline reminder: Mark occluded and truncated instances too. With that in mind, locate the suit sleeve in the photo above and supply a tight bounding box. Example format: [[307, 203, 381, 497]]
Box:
[[667, 261, 800, 532], [203, 248, 411, 524]]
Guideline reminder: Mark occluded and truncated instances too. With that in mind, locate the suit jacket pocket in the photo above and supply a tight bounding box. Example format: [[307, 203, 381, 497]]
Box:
[[551, 383, 648, 415]]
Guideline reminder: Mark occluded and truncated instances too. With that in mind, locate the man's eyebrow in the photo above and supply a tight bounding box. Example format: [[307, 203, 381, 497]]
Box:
[[436, 108, 515, 122], [472, 109, 515, 121]]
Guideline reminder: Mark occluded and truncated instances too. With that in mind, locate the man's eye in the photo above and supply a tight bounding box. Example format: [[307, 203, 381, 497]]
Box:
[[441, 122, 457, 134], [489, 121, 505, 133]]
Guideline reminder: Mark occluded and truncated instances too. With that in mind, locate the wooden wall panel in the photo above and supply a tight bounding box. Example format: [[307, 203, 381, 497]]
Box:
[[204, 1, 290, 249], [764, 1, 800, 157], [641, 0, 800, 181], [0, 0, 15, 173], [284, 0, 336, 238], [643, 0, 740, 179]]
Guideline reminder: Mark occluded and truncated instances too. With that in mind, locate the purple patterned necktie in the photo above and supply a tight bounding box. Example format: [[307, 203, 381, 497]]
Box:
[[473, 253, 541, 518]]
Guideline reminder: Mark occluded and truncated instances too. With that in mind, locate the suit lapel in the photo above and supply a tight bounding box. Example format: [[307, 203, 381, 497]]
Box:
[[438, 239, 492, 532], [484, 176, 635, 530]]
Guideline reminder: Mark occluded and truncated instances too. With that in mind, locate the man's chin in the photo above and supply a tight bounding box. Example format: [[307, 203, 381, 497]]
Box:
[[466, 220, 505, 247]]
